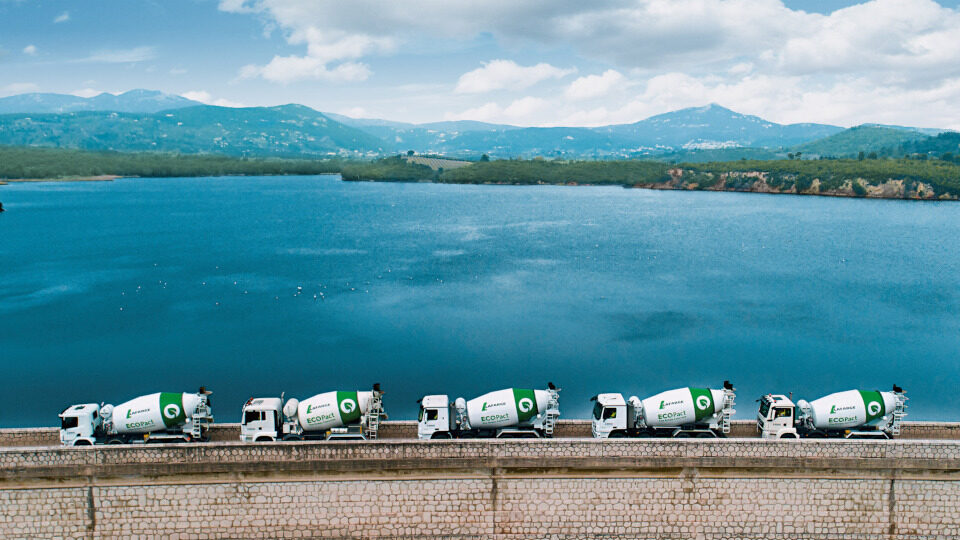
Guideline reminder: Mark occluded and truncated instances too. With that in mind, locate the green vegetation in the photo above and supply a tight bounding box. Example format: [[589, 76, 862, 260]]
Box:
[[342, 156, 960, 198], [791, 126, 929, 158], [3, 145, 958, 200], [652, 147, 781, 163], [0, 105, 383, 157], [438, 159, 672, 185], [683, 159, 960, 194], [0, 146, 340, 179], [340, 156, 436, 182], [899, 132, 960, 160]]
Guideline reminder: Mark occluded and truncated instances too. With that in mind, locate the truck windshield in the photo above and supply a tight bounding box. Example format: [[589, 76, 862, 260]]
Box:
[[61, 416, 78, 430], [592, 401, 603, 420], [758, 400, 770, 418]]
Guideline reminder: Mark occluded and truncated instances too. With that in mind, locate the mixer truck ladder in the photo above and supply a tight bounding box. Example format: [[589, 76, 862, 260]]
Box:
[[720, 382, 736, 435], [364, 388, 384, 440], [543, 385, 561, 437], [188, 394, 213, 441], [890, 387, 907, 437]]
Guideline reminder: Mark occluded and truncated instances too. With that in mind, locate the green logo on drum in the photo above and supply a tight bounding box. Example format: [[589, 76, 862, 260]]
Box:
[[340, 399, 356, 414], [163, 404, 181, 419], [518, 398, 534, 413], [695, 396, 710, 411], [868, 402, 881, 416]]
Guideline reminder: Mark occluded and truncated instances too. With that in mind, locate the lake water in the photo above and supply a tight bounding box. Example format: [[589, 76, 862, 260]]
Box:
[[1, 175, 958, 427]]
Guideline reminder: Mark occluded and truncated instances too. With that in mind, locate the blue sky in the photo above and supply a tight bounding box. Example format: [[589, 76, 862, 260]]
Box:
[[2, 0, 960, 128]]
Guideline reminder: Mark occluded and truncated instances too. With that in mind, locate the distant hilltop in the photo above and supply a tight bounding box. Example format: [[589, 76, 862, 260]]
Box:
[[0, 90, 954, 161]]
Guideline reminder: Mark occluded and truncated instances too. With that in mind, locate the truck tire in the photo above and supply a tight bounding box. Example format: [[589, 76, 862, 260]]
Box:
[[779, 433, 798, 439], [255, 436, 274, 442], [74, 440, 92, 446], [608, 431, 626, 439], [431, 432, 452, 439], [107, 438, 124, 445], [282, 435, 303, 442]]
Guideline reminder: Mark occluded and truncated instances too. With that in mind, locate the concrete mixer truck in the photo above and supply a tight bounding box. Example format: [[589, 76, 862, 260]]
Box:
[[591, 381, 736, 438], [757, 385, 907, 439], [240, 384, 384, 442], [59, 388, 214, 445], [417, 383, 560, 439]]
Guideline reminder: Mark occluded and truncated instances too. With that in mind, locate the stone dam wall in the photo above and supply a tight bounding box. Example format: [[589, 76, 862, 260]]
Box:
[[3, 434, 960, 539]]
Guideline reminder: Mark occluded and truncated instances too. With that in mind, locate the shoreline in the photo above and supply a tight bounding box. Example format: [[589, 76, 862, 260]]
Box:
[[345, 176, 959, 201], [2, 175, 124, 183], [3, 172, 956, 201]]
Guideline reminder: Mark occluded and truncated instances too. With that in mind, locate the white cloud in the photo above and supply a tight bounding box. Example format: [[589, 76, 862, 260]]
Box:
[[181, 90, 245, 108], [169, 68, 188, 76], [221, 0, 960, 128], [71, 88, 107, 98], [22, 45, 37, 56], [240, 56, 372, 83], [341, 106, 369, 118], [0, 82, 40, 96], [565, 70, 624, 100], [455, 60, 575, 94], [53, 11, 69, 24], [77, 46, 157, 64], [237, 28, 392, 83], [446, 96, 548, 123]]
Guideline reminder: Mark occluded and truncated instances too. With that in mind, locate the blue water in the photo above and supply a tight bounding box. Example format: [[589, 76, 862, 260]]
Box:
[[1, 175, 958, 427]]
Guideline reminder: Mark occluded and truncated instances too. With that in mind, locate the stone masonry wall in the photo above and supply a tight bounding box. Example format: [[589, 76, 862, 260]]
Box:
[[2, 439, 960, 539]]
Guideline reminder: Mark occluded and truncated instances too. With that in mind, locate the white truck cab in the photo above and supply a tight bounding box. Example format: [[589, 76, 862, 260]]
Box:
[[417, 394, 453, 439], [591, 393, 628, 438], [240, 397, 283, 442], [757, 394, 799, 439], [59, 403, 102, 446]]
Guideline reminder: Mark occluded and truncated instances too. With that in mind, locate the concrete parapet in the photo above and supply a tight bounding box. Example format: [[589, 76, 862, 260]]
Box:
[[2, 438, 960, 538]]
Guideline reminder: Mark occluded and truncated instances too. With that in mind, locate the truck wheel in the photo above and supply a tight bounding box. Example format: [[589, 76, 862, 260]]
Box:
[[779, 433, 798, 439], [282, 435, 303, 442], [609, 431, 626, 439], [431, 432, 452, 440], [74, 440, 92, 446], [458, 432, 476, 439], [255, 436, 274, 442], [107, 438, 124, 445]]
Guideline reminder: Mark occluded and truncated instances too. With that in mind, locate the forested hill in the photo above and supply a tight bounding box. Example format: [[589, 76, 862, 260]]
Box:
[[1, 90, 955, 160], [0, 105, 384, 157]]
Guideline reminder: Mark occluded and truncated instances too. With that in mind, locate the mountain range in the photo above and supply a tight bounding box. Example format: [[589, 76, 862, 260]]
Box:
[[0, 89, 200, 115], [0, 90, 952, 159]]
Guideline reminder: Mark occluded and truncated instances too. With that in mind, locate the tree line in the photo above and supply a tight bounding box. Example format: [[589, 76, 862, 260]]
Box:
[[0, 146, 341, 179], [3, 146, 958, 198]]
